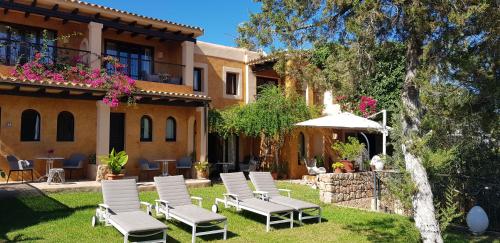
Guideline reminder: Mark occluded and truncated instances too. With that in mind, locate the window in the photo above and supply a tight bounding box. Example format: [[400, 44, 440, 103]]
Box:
[[140, 115, 152, 142], [298, 132, 305, 165], [57, 111, 74, 141], [226, 72, 238, 95], [193, 67, 203, 92], [0, 23, 56, 66], [21, 109, 40, 141], [105, 41, 153, 80], [166, 117, 176, 141]]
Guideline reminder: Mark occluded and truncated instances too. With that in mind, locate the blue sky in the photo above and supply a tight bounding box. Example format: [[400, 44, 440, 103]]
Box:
[[86, 0, 261, 47]]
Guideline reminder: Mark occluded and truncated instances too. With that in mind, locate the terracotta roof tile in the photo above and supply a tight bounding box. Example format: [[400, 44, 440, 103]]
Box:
[[66, 0, 203, 32]]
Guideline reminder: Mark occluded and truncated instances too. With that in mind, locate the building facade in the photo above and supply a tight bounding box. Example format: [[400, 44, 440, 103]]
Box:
[[0, 0, 333, 181]]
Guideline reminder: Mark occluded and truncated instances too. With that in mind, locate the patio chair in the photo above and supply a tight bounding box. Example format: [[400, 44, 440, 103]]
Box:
[[154, 176, 227, 243], [176, 156, 192, 178], [6, 155, 34, 183], [240, 156, 259, 173], [62, 153, 86, 179], [92, 179, 167, 243], [139, 158, 160, 181], [249, 172, 322, 225], [215, 172, 294, 232], [304, 158, 326, 175]]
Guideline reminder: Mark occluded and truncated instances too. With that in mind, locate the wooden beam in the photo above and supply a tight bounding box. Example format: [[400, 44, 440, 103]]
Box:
[[3, 8, 8, 15], [24, 11, 30, 18], [94, 12, 100, 19], [0, 1, 197, 42], [71, 8, 79, 15], [31, 0, 36, 7]]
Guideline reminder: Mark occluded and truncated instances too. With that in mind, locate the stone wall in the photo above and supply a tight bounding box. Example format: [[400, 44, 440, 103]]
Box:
[[318, 172, 376, 203]]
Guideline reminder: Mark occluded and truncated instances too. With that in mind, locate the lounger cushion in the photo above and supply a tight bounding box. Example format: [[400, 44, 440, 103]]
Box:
[[269, 196, 319, 211], [239, 198, 293, 214], [102, 179, 141, 213], [154, 176, 192, 207], [248, 172, 280, 196], [220, 172, 254, 199], [109, 211, 167, 233], [170, 205, 226, 224]]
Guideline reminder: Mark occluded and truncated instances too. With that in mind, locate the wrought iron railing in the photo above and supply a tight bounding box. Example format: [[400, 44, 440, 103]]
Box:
[[0, 38, 93, 67], [102, 53, 184, 84]]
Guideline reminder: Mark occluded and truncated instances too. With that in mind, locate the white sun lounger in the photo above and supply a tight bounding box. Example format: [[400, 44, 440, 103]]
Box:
[[154, 176, 227, 243], [215, 172, 294, 232], [249, 172, 322, 224], [92, 179, 167, 243]]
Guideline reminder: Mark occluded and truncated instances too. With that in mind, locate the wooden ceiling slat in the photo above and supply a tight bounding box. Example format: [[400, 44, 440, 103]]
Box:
[[0, 1, 196, 42]]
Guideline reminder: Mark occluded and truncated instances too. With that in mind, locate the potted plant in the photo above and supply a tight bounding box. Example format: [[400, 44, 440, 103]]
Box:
[[333, 162, 344, 173], [194, 161, 209, 179], [332, 137, 365, 172], [98, 149, 128, 180], [277, 162, 288, 179], [270, 162, 279, 180]]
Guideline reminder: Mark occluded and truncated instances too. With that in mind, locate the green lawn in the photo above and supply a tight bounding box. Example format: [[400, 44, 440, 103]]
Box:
[[0, 182, 497, 243]]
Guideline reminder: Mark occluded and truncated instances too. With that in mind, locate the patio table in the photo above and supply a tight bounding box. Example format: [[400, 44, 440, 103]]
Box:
[[216, 162, 234, 173], [36, 156, 65, 182], [152, 159, 176, 176]]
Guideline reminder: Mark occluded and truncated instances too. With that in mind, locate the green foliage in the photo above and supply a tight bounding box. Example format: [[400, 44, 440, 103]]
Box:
[[194, 161, 209, 172], [209, 85, 315, 139], [332, 137, 365, 161], [98, 149, 128, 174], [333, 162, 344, 169], [436, 184, 463, 236]]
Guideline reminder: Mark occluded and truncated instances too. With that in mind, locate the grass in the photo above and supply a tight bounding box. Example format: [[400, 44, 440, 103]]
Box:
[[0, 182, 498, 243]]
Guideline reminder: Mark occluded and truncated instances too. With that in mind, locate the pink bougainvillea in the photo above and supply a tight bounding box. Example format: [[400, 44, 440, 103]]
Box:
[[336, 95, 377, 117], [11, 52, 137, 108], [359, 96, 377, 117]]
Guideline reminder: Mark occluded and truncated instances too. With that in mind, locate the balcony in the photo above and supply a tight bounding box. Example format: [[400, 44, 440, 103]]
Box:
[[101, 53, 184, 84], [0, 39, 93, 67]]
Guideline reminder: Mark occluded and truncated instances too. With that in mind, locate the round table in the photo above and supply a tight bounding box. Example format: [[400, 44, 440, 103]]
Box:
[[36, 156, 65, 181], [152, 159, 176, 176]]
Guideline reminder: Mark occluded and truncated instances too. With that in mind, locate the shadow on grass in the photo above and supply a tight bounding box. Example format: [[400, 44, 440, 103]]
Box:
[[160, 219, 238, 242], [344, 217, 419, 242], [0, 184, 93, 242]]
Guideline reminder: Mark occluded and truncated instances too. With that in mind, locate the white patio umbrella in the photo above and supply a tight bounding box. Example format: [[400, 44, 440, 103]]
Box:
[[295, 112, 384, 131], [295, 111, 389, 155]]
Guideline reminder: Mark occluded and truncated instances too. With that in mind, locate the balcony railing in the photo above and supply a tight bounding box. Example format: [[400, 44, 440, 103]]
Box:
[[0, 39, 185, 85], [102, 53, 184, 84], [0, 39, 93, 67]]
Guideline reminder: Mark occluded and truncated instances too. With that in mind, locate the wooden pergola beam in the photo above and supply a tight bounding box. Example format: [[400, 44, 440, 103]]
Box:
[[0, 1, 197, 42]]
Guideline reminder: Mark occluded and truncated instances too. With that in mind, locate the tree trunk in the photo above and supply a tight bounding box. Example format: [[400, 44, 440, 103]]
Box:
[[402, 36, 443, 242]]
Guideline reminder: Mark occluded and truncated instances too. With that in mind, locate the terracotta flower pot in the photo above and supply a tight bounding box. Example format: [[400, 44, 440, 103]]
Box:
[[334, 168, 343, 174], [340, 160, 355, 173], [196, 170, 207, 179], [106, 173, 125, 180]]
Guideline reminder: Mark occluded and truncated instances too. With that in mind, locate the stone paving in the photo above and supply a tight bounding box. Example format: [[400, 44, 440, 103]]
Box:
[[0, 178, 211, 198]]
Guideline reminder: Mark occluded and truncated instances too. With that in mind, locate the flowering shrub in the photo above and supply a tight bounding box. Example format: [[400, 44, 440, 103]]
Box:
[[335, 95, 377, 117], [11, 52, 137, 108]]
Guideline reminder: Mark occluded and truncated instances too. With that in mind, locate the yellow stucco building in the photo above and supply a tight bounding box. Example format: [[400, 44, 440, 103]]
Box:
[[0, 0, 339, 181]]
